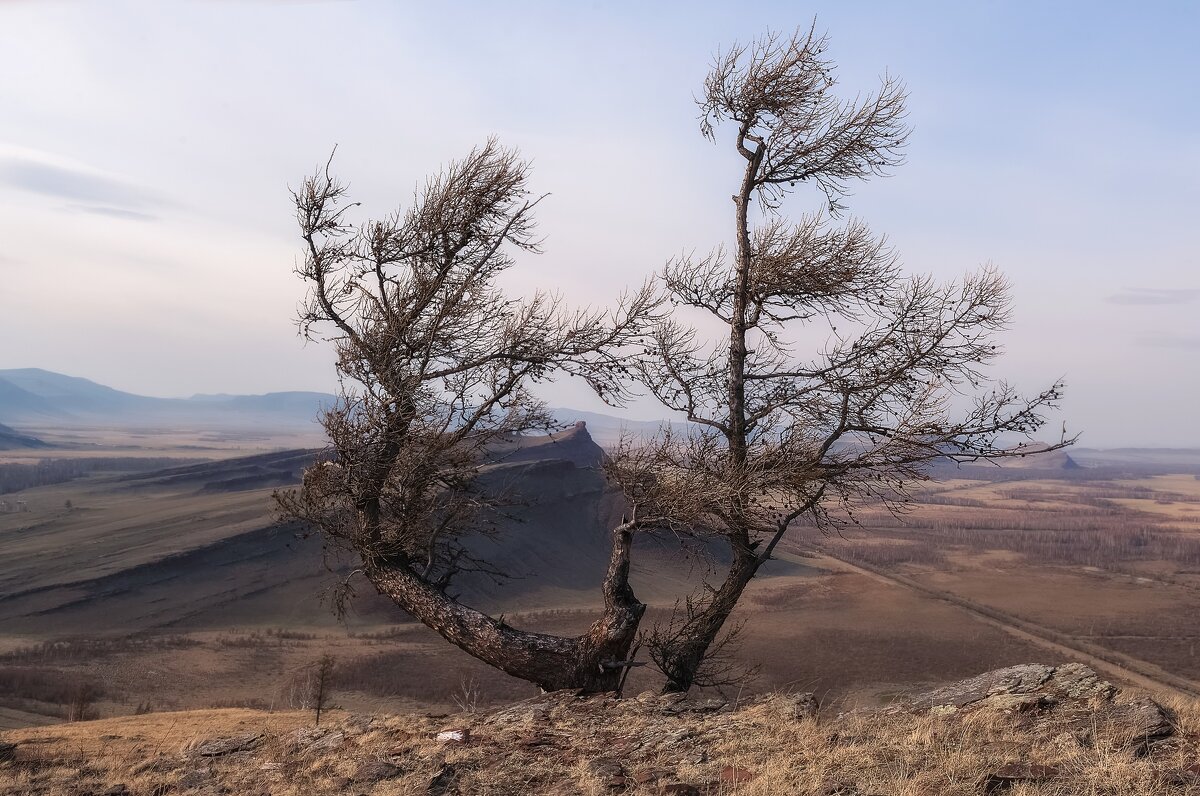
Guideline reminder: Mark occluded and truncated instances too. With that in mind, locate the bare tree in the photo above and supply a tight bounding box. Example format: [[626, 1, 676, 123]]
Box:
[[603, 27, 1074, 693], [311, 654, 336, 727], [281, 26, 1072, 698], [276, 140, 660, 692]]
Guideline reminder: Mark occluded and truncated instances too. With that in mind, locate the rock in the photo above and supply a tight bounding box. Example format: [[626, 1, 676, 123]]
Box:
[[1102, 696, 1174, 754], [342, 713, 376, 733], [518, 731, 563, 749], [188, 732, 264, 757], [0, 741, 15, 762], [427, 762, 458, 796], [911, 663, 1114, 711], [660, 697, 728, 716], [633, 768, 669, 785], [354, 760, 404, 784], [588, 759, 626, 779], [914, 664, 1055, 709], [757, 691, 819, 719], [784, 691, 819, 719], [982, 763, 1059, 793], [1165, 762, 1200, 787], [977, 693, 1044, 713], [588, 758, 630, 790], [1047, 662, 1117, 701], [306, 730, 345, 752], [436, 728, 470, 743]]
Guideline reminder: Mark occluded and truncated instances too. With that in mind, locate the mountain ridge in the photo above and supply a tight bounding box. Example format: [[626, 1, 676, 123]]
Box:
[[0, 368, 336, 430]]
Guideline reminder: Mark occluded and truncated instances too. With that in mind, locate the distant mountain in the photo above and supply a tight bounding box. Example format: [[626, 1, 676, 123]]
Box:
[[0, 368, 336, 430], [0, 376, 68, 421], [0, 422, 48, 450], [0, 369, 693, 441], [992, 442, 1082, 470]]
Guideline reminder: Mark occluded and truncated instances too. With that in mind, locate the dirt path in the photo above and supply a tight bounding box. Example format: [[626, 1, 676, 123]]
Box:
[[787, 550, 1200, 700]]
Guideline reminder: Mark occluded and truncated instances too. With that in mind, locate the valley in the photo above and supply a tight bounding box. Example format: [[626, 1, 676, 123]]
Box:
[[2, 376, 1200, 730], [2, 376, 1200, 729]]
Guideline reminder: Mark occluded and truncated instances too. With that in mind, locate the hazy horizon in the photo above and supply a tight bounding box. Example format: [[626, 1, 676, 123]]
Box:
[[1, 2, 1197, 447]]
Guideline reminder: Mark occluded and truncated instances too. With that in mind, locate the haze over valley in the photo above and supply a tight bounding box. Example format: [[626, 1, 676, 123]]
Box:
[[3, 371, 1200, 731]]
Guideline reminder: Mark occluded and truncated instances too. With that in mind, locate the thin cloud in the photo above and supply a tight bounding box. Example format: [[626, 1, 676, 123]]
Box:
[[0, 146, 171, 221], [0, 158, 151, 206], [1106, 287, 1200, 306], [69, 204, 159, 222]]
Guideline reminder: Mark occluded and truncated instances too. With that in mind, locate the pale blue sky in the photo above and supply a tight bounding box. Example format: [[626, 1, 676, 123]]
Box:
[[0, 1, 1196, 446]]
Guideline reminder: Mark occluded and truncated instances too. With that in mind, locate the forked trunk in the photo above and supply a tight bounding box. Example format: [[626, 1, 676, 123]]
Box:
[[658, 550, 761, 693], [365, 525, 645, 693]]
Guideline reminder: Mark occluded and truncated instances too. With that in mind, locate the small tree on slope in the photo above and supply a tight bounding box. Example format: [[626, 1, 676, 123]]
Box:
[[276, 140, 660, 692], [603, 27, 1073, 693]]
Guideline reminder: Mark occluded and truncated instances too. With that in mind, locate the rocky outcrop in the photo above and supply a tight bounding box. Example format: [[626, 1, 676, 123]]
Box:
[[907, 662, 1176, 757], [184, 732, 264, 757], [2, 664, 1194, 795], [910, 662, 1116, 711]]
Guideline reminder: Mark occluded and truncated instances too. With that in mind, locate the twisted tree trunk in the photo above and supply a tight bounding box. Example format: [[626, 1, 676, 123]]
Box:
[[657, 550, 762, 693], [365, 523, 645, 692]]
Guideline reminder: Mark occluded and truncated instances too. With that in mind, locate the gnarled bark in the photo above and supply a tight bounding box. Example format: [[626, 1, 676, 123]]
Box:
[[656, 551, 761, 693], [365, 523, 645, 693]]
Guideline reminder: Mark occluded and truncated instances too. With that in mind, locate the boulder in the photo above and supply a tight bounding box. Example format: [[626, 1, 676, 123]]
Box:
[[353, 760, 404, 784], [427, 762, 458, 796], [911, 663, 1114, 711], [1098, 696, 1175, 755], [187, 732, 264, 757], [757, 691, 819, 720]]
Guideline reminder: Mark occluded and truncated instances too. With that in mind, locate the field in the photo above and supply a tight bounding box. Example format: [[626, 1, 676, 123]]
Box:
[[2, 427, 1200, 731]]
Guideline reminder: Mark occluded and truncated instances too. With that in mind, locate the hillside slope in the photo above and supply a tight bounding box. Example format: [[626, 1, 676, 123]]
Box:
[[0, 423, 782, 634], [0, 423, 47, 450], [1, 663, 1195, 796]]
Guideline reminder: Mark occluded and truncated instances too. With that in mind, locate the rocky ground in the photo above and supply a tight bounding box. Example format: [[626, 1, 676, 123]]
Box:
[[1, 663, 1198, 795]]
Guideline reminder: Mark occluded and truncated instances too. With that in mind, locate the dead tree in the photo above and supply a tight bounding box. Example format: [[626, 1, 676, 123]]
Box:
[[311, 654, 336, 727], [276, 140, 660, 693], [604, 27, 1075, 693]]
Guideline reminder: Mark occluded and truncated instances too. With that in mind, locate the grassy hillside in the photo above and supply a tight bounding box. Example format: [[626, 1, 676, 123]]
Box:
[[2, 664, 1198, 795]]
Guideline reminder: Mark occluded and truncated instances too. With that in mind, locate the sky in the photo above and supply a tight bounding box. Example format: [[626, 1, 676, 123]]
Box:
[[0, 1, 1196, 447]]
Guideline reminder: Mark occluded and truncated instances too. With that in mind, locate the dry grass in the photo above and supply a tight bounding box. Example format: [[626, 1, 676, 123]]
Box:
[[2, 680, 1199, 795]]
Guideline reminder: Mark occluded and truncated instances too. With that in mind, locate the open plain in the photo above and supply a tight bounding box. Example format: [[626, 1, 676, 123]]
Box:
[[2, 418, 1200, 732]]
